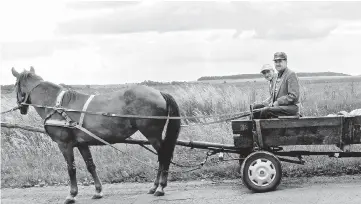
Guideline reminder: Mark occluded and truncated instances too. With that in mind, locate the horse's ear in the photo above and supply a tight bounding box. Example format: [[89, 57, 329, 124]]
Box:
[[11, 67, 20, 78], [30, 66, 35, 74]]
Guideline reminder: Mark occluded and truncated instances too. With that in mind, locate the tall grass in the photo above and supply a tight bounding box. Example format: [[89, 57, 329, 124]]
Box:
[[1, 78, 361, 188]]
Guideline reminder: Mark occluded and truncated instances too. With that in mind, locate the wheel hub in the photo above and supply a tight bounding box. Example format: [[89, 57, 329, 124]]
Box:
[[248, 158, 277, 187]]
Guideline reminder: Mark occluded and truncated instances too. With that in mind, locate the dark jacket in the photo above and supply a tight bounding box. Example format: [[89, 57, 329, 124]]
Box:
[[272, 67, 300, 105]]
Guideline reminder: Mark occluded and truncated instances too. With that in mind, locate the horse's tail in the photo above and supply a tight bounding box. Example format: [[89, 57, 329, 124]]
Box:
[[160, 92, 181, 162]]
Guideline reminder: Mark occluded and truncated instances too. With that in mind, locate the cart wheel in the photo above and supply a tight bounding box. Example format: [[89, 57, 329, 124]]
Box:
[[241, 151, 282, 193]]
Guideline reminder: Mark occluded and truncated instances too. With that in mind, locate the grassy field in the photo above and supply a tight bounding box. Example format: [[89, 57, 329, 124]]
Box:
[[1, 76, 361, 188]]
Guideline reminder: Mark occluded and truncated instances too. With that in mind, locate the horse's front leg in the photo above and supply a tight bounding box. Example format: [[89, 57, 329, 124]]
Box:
[[58, 143, 78, 204], [78, 145, 103, 199]]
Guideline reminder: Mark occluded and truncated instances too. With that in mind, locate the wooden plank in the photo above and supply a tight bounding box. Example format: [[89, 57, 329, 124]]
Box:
[[254, 120, 264, 148], [264, 127, 342, 145], [231, 117, 343, 134], [342, 117, 351, 145], [175, 140, 239, 151], [233, 125, 348, 148], [354, 124, 361, 143], [259, 117, 342, 129], [351, 116, 361, 143], [231, 120, 252, 134], [234, 135, 252, 148], [353, 116, 361, 125], [124, 139, 239, 150]]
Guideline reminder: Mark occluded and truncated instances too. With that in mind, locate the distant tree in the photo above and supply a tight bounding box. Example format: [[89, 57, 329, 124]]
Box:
[[139, 80, 186, 86]]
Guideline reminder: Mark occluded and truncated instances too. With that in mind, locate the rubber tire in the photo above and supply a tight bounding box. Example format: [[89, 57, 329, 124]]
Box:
[[241, 151, 282, 193]]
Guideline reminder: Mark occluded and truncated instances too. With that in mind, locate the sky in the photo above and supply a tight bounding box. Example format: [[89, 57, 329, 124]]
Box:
[[1, 1, 361, 85]]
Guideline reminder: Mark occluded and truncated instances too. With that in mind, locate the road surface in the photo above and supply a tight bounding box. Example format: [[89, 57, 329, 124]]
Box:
[[2, 175, 361, 204]]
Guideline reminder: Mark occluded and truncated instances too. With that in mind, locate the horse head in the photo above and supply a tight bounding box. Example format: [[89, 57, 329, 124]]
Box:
[[11, 66, 43, 115]]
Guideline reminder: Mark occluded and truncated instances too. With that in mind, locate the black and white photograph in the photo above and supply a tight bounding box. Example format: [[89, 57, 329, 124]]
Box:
[[1, 1, 361, 204]]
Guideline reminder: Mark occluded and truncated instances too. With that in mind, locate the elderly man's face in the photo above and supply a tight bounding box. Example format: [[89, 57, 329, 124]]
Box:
[[274, 59, 287, 72], [261, 70, 274, 81]]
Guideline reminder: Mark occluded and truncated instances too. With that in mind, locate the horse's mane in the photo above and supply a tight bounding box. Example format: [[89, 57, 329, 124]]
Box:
[[63, 89, 88, 104], [66, 89, 81, 99], [18, 71, 43, 83]]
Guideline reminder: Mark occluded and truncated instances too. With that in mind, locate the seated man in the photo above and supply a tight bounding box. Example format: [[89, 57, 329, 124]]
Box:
[[254, 52, 300, 119], [252, 64, 277, 118]]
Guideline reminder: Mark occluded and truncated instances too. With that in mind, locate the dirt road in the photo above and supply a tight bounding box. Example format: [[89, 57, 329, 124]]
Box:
[[2, 175, 361, 204]]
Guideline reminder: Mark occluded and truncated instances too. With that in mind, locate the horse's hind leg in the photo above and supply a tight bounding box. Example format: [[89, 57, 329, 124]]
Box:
[[78, 145, 103, 199], [154, 151, 172, 196], [140, 127, 175, 196], [137, 126, 164, 195], [145, 136, 162, 194], [58, 143, 78, 204]]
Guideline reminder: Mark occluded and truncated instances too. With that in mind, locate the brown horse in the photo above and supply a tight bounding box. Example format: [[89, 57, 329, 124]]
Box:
[[11, 67, 181, 204]]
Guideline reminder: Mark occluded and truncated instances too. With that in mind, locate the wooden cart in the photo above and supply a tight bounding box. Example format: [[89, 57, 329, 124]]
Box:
[[232, 115, 361, 192]]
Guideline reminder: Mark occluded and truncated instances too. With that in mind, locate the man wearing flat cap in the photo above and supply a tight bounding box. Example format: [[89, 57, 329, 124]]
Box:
[[254, 52, 301, 118]]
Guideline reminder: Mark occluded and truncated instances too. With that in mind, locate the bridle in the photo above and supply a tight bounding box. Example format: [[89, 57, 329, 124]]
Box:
[[15, 78, 44, 107]]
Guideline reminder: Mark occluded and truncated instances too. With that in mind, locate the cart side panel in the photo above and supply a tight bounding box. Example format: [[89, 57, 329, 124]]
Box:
[[232, 116, 361, 148], [233, 120, 252, 148]]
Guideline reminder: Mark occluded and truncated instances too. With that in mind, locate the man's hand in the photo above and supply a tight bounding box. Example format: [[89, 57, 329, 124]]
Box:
[[273, 101, 279, 107]]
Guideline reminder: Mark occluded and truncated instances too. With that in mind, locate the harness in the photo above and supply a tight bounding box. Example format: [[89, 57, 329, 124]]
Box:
[[43, 91, 122, 151], [42, 91, 165, 169], [44, 90, 95, 128]]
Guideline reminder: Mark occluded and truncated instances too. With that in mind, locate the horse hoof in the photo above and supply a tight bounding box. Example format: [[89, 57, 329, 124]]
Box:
[[64, 196, 76, 204], [154, 190, 165, 196], [148, 186, 157, 194], [148, 188, 156, 194], [92, 192, 103, 199]]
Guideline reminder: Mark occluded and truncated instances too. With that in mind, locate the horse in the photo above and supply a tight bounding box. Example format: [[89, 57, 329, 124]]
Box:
[[11, 67, 181, 204]]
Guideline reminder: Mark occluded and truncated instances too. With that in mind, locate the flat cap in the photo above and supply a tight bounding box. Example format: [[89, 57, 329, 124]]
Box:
[[273, 52, 287, 61]]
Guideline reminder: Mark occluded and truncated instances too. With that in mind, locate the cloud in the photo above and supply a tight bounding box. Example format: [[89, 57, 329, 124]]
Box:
[[65, 1, 140, 10], [0, 39, 86, 60], [253, 20, 338, 40], [56, 1, 361, 40]]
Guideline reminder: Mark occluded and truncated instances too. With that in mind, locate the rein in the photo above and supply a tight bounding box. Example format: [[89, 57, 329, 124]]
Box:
[[16, 102, 257, 121], [1, 80, 42, 115], [0, 106, 21, 114]]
